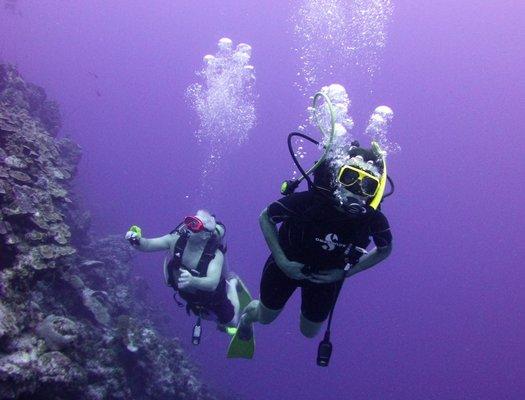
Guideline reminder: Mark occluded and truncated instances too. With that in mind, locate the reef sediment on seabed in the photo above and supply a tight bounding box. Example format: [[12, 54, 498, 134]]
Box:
[[0, 64, 218, 400]]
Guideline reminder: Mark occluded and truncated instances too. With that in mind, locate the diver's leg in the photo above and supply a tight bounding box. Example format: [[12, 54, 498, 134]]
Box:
[[241, 299, 282, 325], [299, 314, 324, 338], [238, 256, 298, 340], [299, 281, 339, 339], [225, 277, 240, 326], [207, 279, 237, 330]]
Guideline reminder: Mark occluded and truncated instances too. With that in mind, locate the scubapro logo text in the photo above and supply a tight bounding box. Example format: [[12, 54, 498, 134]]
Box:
[[315, 234, 346, 251]]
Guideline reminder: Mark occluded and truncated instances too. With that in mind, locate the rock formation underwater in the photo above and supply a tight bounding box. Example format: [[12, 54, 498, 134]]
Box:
[[0, 65, 220, 400]]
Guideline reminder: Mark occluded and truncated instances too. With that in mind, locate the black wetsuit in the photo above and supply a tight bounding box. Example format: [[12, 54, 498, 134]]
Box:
[[260, 190, 392, 323]]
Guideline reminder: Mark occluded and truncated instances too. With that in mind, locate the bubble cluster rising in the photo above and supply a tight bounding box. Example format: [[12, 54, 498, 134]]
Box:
[[365, 105, 400, 153], [187, 38, 256, 176], [292, 0, 393, 95]]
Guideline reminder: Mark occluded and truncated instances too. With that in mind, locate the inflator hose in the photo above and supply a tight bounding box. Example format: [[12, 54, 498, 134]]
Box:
[[284, 91, 336, 190], [287, 132, 319, 189]]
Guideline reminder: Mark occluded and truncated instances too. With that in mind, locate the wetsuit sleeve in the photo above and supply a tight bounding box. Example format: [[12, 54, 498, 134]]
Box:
[[266, 193, 304, 224], [370, 212, 392, 248]]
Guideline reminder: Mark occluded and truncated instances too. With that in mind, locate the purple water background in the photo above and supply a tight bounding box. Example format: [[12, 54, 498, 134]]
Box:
[[1, 1, 524, 399]]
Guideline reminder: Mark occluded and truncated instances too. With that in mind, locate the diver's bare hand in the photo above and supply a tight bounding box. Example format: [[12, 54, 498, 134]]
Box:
[[309, 269, 345, 284], [276, 258, 308, 280], [125, 225, 142, 246], [178, 270, 194, 290]]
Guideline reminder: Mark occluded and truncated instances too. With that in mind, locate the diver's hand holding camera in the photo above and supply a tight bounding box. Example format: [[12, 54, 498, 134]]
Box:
[[125, 225, 142, 246]]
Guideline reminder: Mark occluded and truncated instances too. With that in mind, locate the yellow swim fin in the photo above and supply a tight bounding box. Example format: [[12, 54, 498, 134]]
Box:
[[226, 277, 255, 359], [227, 332, 255, 359]]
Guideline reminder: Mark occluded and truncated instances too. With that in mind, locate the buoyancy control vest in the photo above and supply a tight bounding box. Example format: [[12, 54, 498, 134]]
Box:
[[277, 193, 373, 272], [165, 222, 227, 308]]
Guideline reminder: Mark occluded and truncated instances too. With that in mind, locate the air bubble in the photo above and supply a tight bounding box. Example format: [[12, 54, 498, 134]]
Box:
[[365, 105, 399, 153], [292, 0, 393, 95], [187, 38, 257, 180]]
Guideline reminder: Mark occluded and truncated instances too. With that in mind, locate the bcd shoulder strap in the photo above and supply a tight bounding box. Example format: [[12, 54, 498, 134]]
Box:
[[196, 235, 219, 276], [167, 229, 221, 287], [167, 229, 189, 287]]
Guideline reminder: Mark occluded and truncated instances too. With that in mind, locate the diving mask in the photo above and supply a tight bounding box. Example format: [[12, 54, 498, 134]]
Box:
[[183, 216, 205, 233], [337, 165, 381, 197]]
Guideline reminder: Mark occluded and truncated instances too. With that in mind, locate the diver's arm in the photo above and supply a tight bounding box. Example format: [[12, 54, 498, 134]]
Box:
[[259, 208, 307, 279], [259, 208, 287, 262], [179, 250, 223, 292], [345, 243, 392, 278], [135, 234, 175, 252]]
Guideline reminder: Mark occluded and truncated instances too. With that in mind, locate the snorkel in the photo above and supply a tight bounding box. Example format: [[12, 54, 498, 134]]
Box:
[[368, 141, 387, 210]]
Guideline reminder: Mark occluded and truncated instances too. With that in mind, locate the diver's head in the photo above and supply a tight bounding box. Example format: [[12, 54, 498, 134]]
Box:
[[337, 147, 383, 198], [183, 210, 225, 238], [313, 142, 386, 211], [184, 210, 216, 233]]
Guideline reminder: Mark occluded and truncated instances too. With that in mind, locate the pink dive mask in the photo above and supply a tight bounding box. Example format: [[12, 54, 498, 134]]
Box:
[[183, 216, 205, 233]]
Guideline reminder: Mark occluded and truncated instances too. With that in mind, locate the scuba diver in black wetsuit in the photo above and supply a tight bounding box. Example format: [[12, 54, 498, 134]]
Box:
[[237, 143, 393, 364], [125, 210, 245, 344], [230, 88, 395, 364]]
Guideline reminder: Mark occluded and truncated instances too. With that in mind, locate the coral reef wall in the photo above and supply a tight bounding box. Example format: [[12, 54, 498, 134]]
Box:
[[0, 65, 219, 400]]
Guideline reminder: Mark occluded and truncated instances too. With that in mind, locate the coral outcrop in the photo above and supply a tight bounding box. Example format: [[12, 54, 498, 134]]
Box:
[[0, 65, 219, 400]]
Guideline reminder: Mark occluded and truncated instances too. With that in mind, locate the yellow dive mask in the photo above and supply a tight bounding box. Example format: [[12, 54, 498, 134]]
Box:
[[336, 141, 387, 210], [337, 165, 381, 197]]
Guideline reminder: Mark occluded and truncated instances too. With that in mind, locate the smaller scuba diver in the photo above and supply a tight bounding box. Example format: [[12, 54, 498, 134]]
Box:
[[125, 210, 250, 344], [230, 141, 393, 365]]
